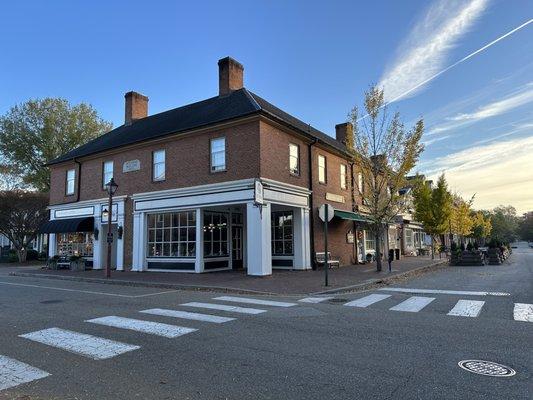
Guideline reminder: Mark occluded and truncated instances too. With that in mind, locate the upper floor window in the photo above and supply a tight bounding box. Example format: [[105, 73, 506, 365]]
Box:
[[289, 143, 300, 175], [318, 155, 326, 184], [102, 161, 113, 188], [340, 164, 347, 189], [357, 172, 363, 194], [153, 149, 166, 181], [66, 169, 75, 195], [210, 137, 226, 172]]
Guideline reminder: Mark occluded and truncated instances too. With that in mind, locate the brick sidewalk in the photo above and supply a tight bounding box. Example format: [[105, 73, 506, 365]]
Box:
[[4, 256, 447, 295]]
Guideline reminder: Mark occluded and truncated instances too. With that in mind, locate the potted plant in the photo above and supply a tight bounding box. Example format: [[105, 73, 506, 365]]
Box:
[[69, 255, 85, 271], [365, 253, 373, 263]]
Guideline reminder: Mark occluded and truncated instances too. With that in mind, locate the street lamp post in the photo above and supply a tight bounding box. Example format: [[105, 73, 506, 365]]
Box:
[[104, 178, 118, 278]]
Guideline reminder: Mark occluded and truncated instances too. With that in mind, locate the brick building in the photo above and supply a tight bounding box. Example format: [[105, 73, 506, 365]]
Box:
[[43, 57, 377, 275]]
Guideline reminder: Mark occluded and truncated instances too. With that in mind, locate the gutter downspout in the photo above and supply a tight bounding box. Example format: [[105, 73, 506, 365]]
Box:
[[74, 158, 82, 202], [308, 138, 317, 269]]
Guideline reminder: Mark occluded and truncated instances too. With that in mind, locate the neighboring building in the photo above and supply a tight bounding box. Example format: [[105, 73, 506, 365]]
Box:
[[0, 233, 47, 253], [393, 177, 431, 257], [44, 57, 379, 275]]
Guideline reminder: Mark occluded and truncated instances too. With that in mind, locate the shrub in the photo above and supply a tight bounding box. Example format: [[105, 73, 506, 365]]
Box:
[[26, 249, 39, 261], [466, 242, 473, 251]]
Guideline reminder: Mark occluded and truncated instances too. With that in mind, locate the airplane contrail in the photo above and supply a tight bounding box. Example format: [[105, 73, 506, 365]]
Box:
[[358, 18, 533, 120]]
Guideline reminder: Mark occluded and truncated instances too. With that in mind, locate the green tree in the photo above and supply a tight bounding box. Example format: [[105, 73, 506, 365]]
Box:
[[412, 174, 453, 258], [488, 205, 519, 244], [519, 214, 533, 242], [449, 194, 475, 244], [348, 86, 424, 271], [0, 190, 49, 262], [470, 211, 492, 242], [0, 98, 112, 192]]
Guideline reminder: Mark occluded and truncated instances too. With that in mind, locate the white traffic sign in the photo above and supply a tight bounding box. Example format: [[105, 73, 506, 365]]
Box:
[[318, 204, 334, 222]]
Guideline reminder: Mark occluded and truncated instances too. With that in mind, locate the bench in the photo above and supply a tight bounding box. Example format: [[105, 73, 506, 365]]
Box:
[[315, 252, 340, 269]]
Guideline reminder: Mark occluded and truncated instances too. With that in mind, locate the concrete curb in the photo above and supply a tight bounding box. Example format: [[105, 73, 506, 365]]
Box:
[[310, 259, 448, 295], [9, 259, 449, 297], [8, 272, 278, 296]]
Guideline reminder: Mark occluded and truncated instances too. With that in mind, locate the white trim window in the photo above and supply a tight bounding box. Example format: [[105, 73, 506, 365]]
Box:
[[153, 149, 166, 181], [357, 172, 363, 194], [66, 169, 75, 195], [289, 143, 299, 175], [203, 211, 229, 257], [210, 137, 226, 172], [147, 211, 196, 257], [102, 161, 113, 188], [318, 155, 326, 184], [365, 231, 376, 251], [340, 164, 347, 189], [405, 228, 414, 248], [271, 211, 293, 255]]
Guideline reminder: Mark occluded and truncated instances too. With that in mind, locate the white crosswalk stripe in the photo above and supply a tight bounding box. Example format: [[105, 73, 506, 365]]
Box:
[[19, 328, 139, 360], [513, 303, 533, 322], [390, 296, 435, 312], [344, 294, 391, 308], [140, 308, 235, 323], [447, 300, 485, 317], [182, 302, 267, 314], [86, 316, 197, 338], [213, 296, 297, 307], [0, 355, 50, 391], [298, 297, 334, 303]]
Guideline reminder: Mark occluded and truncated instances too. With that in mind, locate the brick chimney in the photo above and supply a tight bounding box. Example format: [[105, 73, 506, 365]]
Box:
[[335, 122, 354, 149], [218, 57, 244, 96], [124, 91, 149, 125]]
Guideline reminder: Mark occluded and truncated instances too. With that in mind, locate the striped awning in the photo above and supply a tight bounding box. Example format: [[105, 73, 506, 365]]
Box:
[[40, 217, 94, 233]]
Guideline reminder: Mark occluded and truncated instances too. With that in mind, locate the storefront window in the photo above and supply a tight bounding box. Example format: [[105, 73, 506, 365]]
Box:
[[405, 229, 414, 247], [147, 211, 196, 257], [271, 211, 293, 255], [203, 212, 229, 257], [57, 233, 94, 257], [365, 231, 376, 251]]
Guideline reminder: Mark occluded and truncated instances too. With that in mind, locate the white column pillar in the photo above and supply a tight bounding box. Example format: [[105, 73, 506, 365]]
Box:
[[116, 219, 125, 271], [195, 208, 204, 273], [131, 211, 146, 271], [92, 221, 103, 270], [293, 207, 311, 270], [246, 202, 272, 276], [48, 234, 57, 257]]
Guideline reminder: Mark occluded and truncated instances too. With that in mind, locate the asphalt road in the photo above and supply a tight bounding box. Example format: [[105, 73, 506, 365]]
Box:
[[0, 243, 531, 399]]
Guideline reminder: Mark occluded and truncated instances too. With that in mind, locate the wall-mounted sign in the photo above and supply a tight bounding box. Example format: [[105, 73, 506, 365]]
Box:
[[325, 192, 345, 203], [346, 230, 355, 244], [254, 179, 264, 206], [101, 203, 118, 223], [123, 159, 140, 173], [54, 206, 94, 219]]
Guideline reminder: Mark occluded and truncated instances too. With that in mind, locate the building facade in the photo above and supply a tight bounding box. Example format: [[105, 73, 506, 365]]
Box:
[[44, 57, 376, 275]]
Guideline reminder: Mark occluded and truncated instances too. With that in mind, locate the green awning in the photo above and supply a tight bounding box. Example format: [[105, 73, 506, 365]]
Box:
[[333, 209, 370, 223]]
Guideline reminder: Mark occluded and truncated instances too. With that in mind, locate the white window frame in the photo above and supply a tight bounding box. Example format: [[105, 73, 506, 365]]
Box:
[[340, 164, 347, 189], [66, 169, 75, 195], [210, 137, 226, 172], [357, 172, 363, 194], [153, 149, 166, 182], [289, 143, 300, 175], [318, 155, 326, 184], [102, 161, 113, 189]]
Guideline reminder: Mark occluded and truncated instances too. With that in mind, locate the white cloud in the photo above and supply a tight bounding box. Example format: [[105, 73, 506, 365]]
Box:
[[378, 0, 488, 102], [449, 86, 533, 121], [423, 136, 533, 212], [425, 86, 533, 136]]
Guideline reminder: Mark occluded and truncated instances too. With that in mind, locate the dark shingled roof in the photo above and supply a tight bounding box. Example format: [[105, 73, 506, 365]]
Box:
[[48, 88, 347, 165]]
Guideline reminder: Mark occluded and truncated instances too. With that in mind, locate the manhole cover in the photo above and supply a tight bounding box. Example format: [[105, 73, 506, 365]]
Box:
[[458, 360, 515, 377]]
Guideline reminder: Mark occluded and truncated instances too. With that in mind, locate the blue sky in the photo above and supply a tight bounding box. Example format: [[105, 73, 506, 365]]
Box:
[[1, 0, 532, 211]]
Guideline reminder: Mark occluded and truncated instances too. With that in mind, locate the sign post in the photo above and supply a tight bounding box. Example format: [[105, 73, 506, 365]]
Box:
[[318, 204, 334, 287]]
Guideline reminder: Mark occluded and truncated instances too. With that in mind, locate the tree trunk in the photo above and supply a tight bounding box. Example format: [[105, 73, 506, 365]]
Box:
[[17, 248, 27, 263], [375, 230, 382, 272], [431, 235, 435, 260]]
